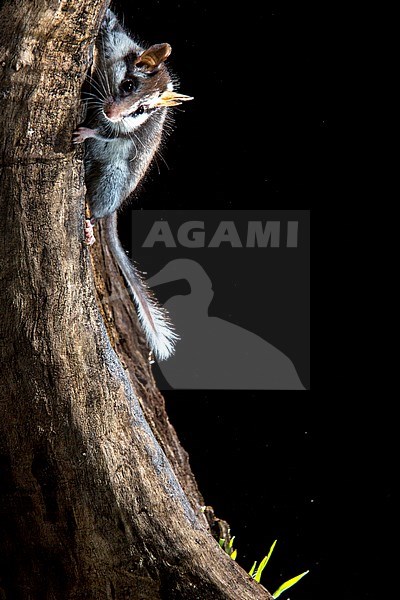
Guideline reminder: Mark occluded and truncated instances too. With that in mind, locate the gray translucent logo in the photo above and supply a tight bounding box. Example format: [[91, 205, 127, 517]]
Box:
[[131, 210, 310, 390], [142, 220, 299, 249], [147, 259, 304, 389]]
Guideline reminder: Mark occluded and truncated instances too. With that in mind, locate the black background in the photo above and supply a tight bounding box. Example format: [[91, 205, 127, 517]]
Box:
[[111, 2, 392, 599]]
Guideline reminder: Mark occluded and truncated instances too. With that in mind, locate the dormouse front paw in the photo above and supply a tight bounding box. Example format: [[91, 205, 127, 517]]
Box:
[[72, 127, 96, 144]]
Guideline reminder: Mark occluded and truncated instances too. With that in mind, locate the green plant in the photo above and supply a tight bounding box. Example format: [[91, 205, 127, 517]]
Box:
[[219, 535, 309, 598], [272, 571, 310, 599], [219, 534, 237, 560], [250, 539, 277, 582]]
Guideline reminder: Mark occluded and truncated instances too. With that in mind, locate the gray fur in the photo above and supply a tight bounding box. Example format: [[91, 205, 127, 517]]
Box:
[[84, 10, 169, 219], [78, 10, 179, 359]]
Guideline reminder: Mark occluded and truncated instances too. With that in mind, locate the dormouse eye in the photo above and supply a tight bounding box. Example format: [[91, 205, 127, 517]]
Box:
[[120, 79, 135, 95]]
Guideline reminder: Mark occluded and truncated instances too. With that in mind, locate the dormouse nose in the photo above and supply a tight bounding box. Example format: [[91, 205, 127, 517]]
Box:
[[104, 98, 119, 119]]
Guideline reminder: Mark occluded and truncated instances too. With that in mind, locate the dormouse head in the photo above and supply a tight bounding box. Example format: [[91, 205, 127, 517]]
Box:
[[94, 42, 192, 130]]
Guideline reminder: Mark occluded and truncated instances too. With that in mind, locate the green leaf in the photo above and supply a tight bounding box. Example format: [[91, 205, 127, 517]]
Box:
[[230, 549, 237, 561], [254, 540, 277, 583], [219, 538, 225, 548], [272, 570, 309, 598], [228, 536, 236, 550], [249, 561, 257, 577]]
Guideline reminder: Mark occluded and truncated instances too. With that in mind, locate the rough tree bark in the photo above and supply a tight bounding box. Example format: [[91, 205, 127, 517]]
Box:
[[0, 1, 272, 598]]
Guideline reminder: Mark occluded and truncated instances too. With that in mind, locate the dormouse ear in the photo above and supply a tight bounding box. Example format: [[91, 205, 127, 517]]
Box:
[[135, 43, 172, 72]]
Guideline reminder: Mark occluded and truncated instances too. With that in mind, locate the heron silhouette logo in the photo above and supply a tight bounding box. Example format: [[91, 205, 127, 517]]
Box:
[[131, 210, 310, 390]]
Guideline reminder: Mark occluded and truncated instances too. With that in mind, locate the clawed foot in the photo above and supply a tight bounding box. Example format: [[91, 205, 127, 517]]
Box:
[[73, 127, 95, 144], [84, 218, 96, 246]]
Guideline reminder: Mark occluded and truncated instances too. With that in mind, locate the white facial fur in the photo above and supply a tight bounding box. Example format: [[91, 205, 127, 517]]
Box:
[[117, 111, 153, 130]]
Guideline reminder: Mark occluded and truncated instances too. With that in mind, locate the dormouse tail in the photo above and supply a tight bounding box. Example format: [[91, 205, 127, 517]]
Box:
[[102, 213, 178, 360]]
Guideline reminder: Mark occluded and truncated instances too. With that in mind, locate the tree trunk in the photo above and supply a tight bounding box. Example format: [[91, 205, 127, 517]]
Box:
[[0, 1, 272, 598]]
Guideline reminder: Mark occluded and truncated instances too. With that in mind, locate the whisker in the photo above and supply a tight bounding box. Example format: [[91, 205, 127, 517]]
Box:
[[131, 130, 146, 151], [95, 69, 110, 99], [99, 38, 112, 97], [85, 108, 103, 128], [82, 99, 104, 108], [85, 75, 108, 101], [156, 149, 170, 171], [82, 91, 104, 101], [152, 152, 161, 175]]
